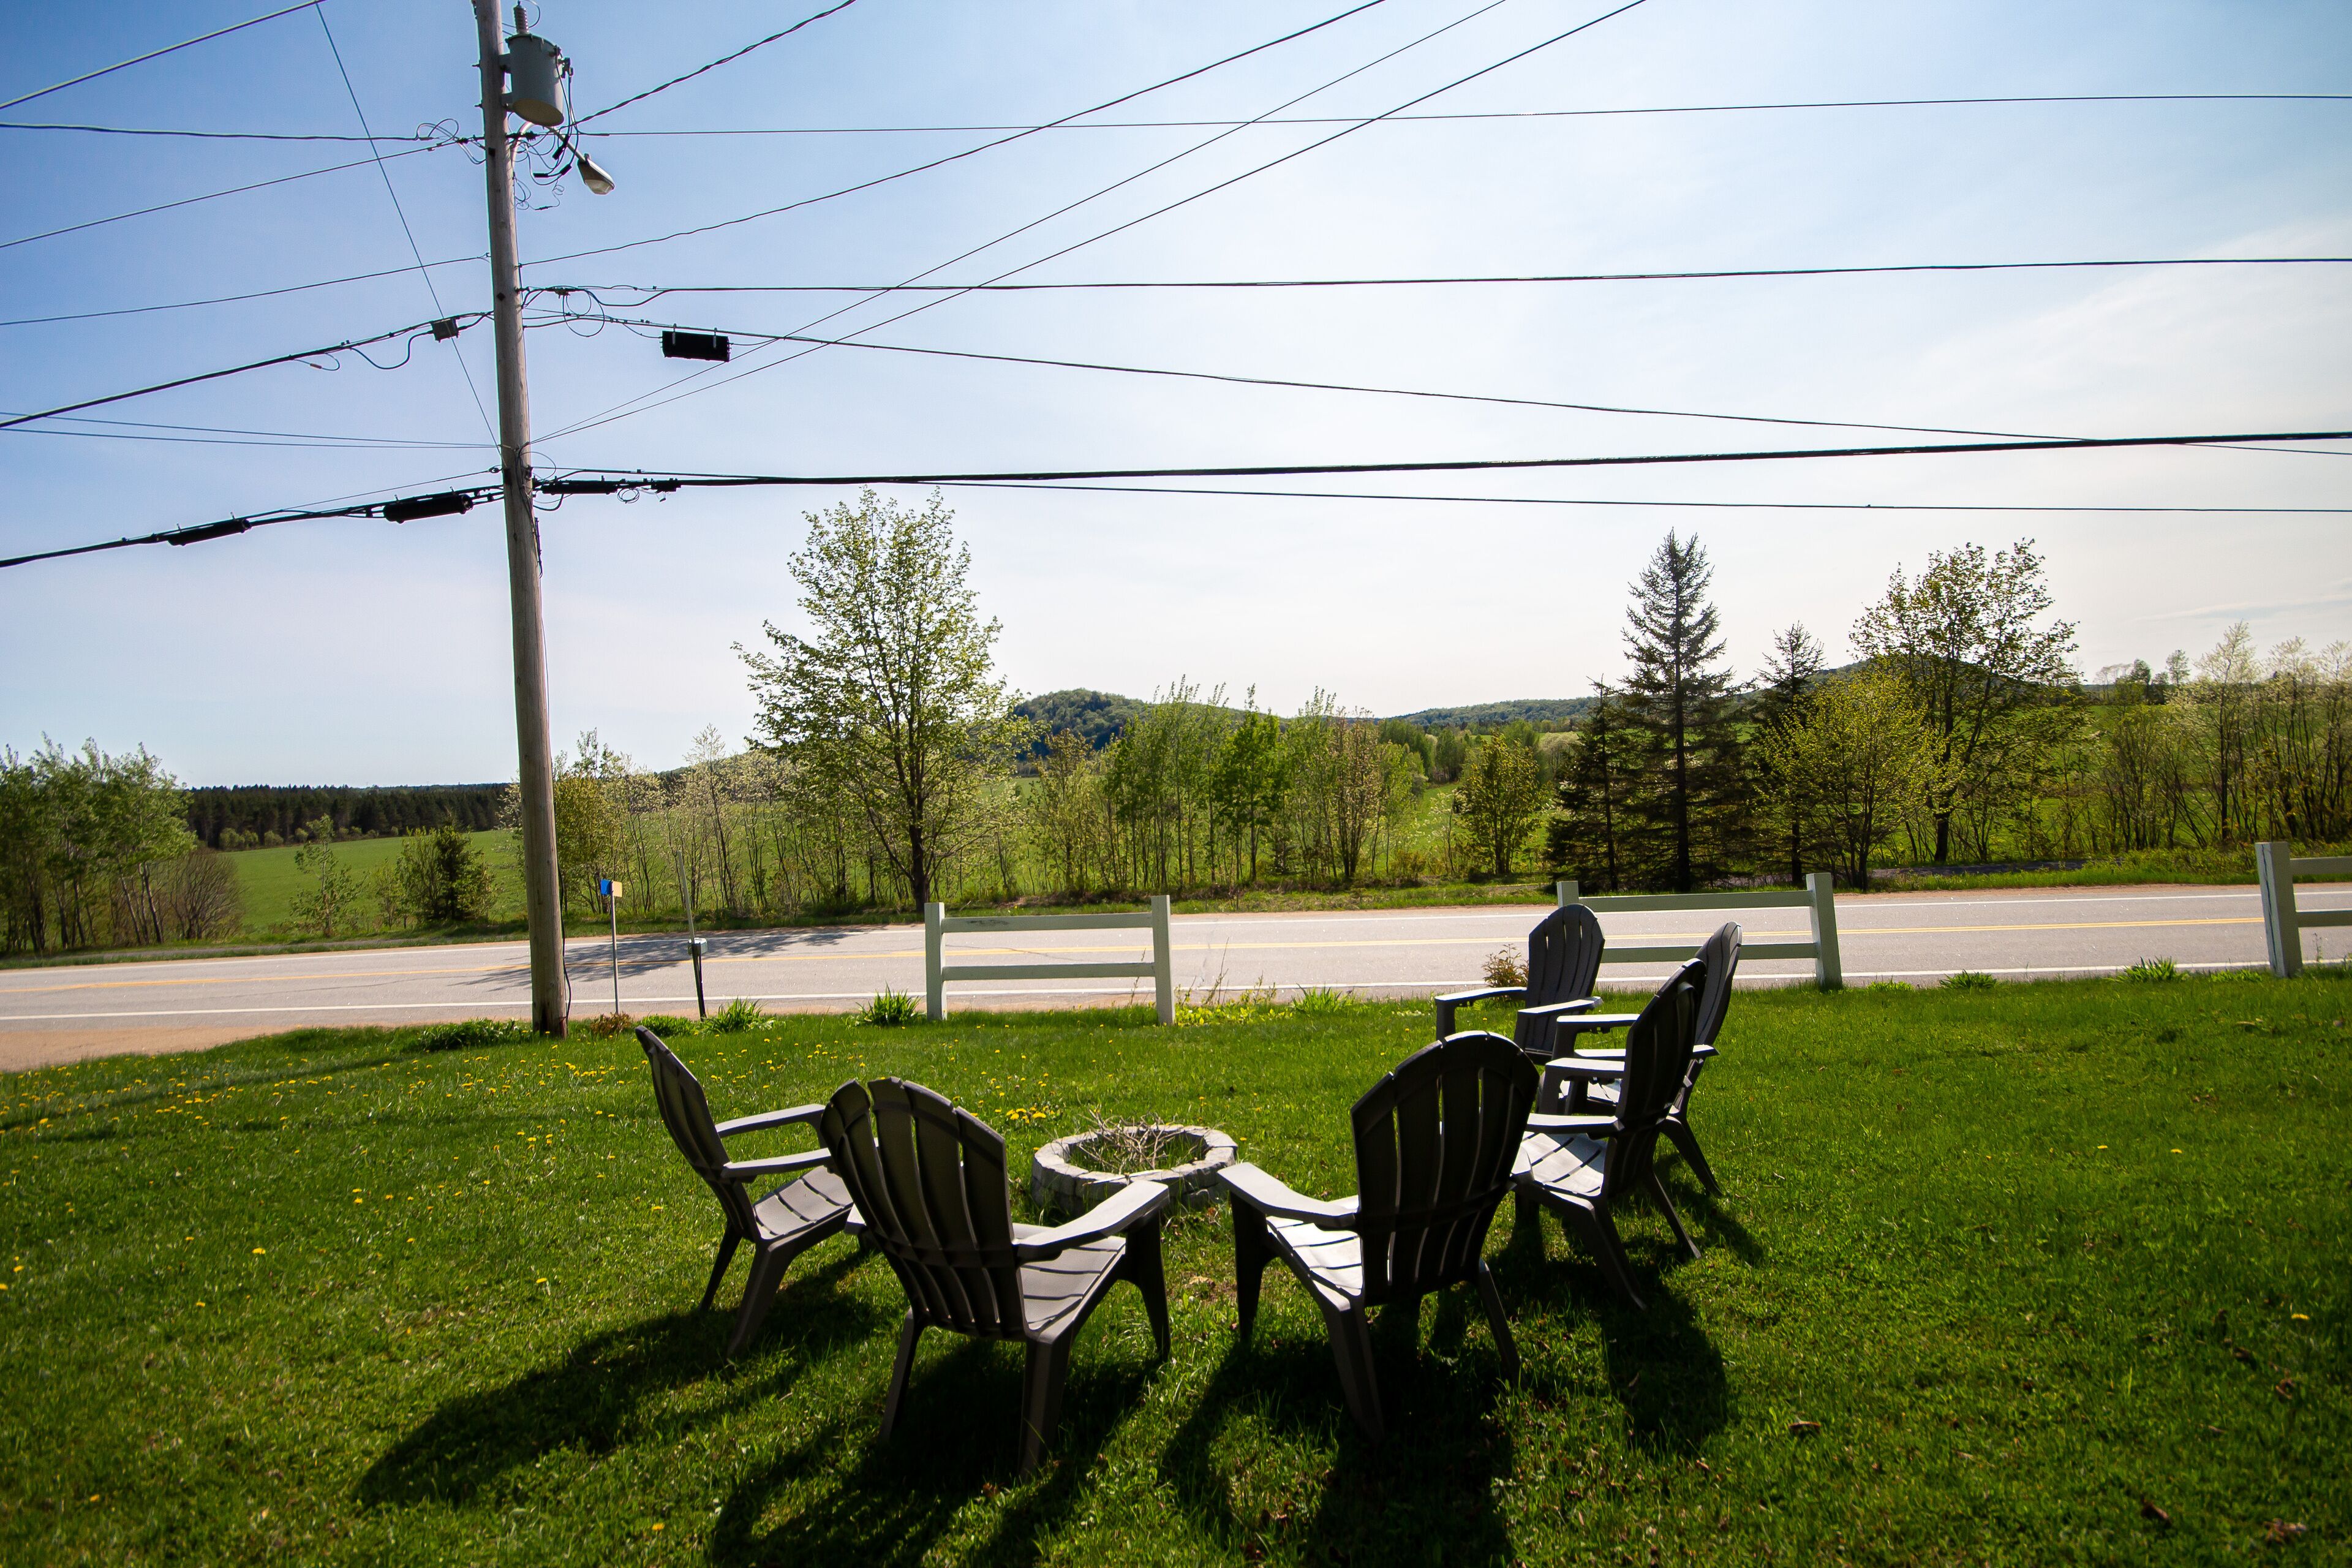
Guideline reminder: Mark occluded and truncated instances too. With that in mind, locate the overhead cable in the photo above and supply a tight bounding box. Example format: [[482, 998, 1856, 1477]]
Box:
[[940, 480, 2352, 516], [0, 481, 503, 572], [592, 92, 2352, 135], [0, 257, 481, 329], [0, 2, 323, 115], [576, 0, 865, 126], [0, 312, 484, 432], [535, 428, 2352, 493], [0, 142, 439, 252], [526, 0, 1395, 269], [0, 121, 433, 141]]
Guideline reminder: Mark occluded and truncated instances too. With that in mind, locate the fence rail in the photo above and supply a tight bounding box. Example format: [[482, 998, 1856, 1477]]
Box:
[[2255, 842, 2352, 977], [1556, 872, 1843, 990], [924, 895, 1174, 1023]]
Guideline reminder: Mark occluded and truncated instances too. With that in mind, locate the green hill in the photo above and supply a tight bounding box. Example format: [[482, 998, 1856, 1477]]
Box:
[[1388, 696, 1599, 731]]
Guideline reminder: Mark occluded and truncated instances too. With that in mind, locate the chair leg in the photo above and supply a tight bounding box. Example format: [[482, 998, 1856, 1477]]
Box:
[[1648, 1172, 1702, 1262], [725, 1243, 793, 1357], [1561, 1200, 1645, 1311], [1665, 1116, 1720, 1194], [699, 1227, 742, 1311], [1019, 1334, 1076, 1477], [1120, 1216, 1171, 1359], [878, 1311, 922, 1443], [1512, 1185, 1542, 1243], [1472, 1262, 1520, 1383], [1320, 1302, 1385, 1443], [1232, 1199, 1271, 1343]]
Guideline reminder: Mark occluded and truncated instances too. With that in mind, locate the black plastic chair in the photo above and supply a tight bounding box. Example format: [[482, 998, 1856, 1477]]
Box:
[[1513, 958, 1705, 1310], [638, 1027, 858, 1355], [1548, 922, 1741, 1193], [819, 1077, 1172, 1476], [1219, 1032, 1540, 1442], [1433, 903, 1606, 1058]]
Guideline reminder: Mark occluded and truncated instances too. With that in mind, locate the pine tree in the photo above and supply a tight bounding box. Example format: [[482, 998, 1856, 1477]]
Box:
[[1751, 623, 1826, 884], [1619, 532, 1744, 891], [1547, 685, 1637, 891]]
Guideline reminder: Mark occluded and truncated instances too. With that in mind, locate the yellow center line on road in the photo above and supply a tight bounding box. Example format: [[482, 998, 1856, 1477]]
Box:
[[0, 913, 2268, 998]]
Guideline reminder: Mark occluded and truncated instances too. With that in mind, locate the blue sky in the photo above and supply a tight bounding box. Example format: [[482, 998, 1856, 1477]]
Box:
[[4, 0, 2348, 784]]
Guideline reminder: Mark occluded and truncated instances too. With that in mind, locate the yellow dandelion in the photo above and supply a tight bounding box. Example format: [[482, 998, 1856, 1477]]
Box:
[[252, 1248, 266, 1256]]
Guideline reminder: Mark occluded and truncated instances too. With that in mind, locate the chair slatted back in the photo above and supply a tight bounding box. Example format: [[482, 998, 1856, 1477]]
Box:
[[1350, 1033, 1538, 1303], [1604, 959, 1705, 1198], [1692, 924, 1743, 1050], [820, 1077, 1026, 1340], [639, 1028, 760, 1236], [1515, 905, 1606, 1055]]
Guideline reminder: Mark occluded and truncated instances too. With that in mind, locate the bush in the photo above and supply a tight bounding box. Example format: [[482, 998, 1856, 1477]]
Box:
[[851, 987, 923, 1027], [2123, 956, 2181, 982], [579, 1012, 636, 1039], [1942, 970, 1999, 991], [708, 997, 765, 1034], [1291, 987, 1360, 1014], [1482, 948, 1527, 989], [413, 1017, 532, 1052], [638, 1014, 695, 1036]]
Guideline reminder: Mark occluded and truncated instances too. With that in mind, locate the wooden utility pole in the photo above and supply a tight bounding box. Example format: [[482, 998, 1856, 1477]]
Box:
[[473, 0, 567, 1036]]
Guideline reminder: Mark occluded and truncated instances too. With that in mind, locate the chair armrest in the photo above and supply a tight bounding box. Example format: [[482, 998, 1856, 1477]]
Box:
[[1436, 986, 1524, 1008], [1570, 1042, 1717, 1063], [714, 1104, 825, 1137], [1218, 1161, 1360, 1226], [1551, 1011, 1640, 1036], [720, 1149, 830, 1181], [1518, 997, 1601, 1020], [1013, 1179, 1173, 1260], [1525, 1112, 1618, 1134], [1540, 1058, 1629, 1082]]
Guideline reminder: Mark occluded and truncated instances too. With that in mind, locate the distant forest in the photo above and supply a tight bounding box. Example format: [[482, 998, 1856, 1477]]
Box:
[[1013, 688, 1598, 755], [185, 785, 505, 847], [1391, 696, 1599, 731]]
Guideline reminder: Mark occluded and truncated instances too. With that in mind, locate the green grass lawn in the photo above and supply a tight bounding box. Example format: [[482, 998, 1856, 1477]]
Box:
[[226, 831, 517, 933], [2, 979, 2345, 1565]]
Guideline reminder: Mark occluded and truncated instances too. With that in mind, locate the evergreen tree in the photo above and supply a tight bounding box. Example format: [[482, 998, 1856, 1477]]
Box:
[[1546, 685, 1637, 891], [1751, 623, 1826, 884], [1619, 532, 1744, 891]]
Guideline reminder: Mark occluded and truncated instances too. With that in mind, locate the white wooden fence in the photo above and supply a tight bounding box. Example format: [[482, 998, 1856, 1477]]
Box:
[[1555, 872, 1844, 990], [2255, 842, 2352, 977], [924, 896, 1175, 1023]]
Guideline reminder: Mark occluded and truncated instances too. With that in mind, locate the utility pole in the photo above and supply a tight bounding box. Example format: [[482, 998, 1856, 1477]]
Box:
[[473, 0, 566, 1038]]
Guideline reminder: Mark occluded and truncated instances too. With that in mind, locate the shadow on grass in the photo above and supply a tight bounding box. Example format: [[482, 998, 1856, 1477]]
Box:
[[358, 1251, 884, 1507], [1493, 1188, 1731, 1456], [1157, 1305, 1523, 1568], [706, 1335, 1156, 1567]]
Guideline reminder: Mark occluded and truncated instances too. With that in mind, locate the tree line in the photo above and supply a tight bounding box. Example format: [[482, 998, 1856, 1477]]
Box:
[[186, 783, 505, 848]]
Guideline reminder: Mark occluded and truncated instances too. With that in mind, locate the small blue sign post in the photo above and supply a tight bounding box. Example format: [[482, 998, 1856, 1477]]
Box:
[[599, 878, 625, 1018]]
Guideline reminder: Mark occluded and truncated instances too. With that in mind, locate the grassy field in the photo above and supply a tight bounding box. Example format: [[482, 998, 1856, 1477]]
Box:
[[225, 831, 518, 933], [3, 976, 2345, 1564]]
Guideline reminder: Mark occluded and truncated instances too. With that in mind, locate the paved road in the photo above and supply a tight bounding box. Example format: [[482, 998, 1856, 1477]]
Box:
[[5, 883, 2345, 1071]]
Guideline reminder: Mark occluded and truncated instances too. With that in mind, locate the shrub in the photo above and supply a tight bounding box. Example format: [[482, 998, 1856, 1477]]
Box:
[[851, 987, 922, 1027], [2122, 957, 2181, 983], [709, 997, 765, 1034], [1482, 948, 1528, 989], [579, 1012, 636, 1039], [1291, 987, 1359, 1015], [413, 1017, 532, 1052], [638, 1014, 695, 1036], [1942, 970, 1999, 992]]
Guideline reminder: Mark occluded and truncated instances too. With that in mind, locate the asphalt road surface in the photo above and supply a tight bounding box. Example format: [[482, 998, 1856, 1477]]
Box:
[[6, 883, 2346, 1072]]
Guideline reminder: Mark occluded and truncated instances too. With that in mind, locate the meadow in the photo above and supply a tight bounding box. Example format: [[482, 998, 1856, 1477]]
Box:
[[2, 974, 2344, 1564]]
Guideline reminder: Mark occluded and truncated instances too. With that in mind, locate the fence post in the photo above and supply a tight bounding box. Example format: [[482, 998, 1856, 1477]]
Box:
[[2256, 841, 2302, 978], [1150, 894, 1174, 1025], [924, 901, 946, 1019], [1806, 871, 1843, 990], [1555, 878, 1580, 907]]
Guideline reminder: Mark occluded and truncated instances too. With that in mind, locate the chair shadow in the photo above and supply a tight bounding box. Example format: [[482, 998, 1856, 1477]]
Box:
[[706, 1335, 1154, 1567], [1668, 1178, 1765, 1266], [1156, 1297, 1521, 1568], [357, 1251, 883, 1507], [1493, 1197, 1730, 1455]]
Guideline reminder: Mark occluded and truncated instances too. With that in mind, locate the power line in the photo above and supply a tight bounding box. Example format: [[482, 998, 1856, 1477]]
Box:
[[535, 428, 2352, 492], [0, 481, 504, 572], [0, 257, 481, 329], [0, 312, 484, 432], [545, 255, 2352, 300], [525, 0, 1396, 270], [576, 0, 865, 126], [537, 0, 1651, 445], [590, 92, 2352, 135], [0, 120, 434, 142], [315, 5, 494, 441], [2, 408, 483, 450], [0, 143, 439, 252], [938, 480, 2352, 516], [0, 2, 324, 114]]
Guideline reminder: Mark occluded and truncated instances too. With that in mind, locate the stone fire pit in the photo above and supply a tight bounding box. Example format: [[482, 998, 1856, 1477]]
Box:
[[1030, 1124, 1237, 1213]]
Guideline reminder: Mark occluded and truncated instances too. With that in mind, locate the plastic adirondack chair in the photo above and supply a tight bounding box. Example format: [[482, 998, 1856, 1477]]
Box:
[[1432, 903, 1606, 1058], [638, 1027, 857, 1356], [1513, 957, 1706, 1310], [1545, 923, 1740, 1194], [1219, 1032, 1540, 1442], [818, 1077, 1172, 1477]]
